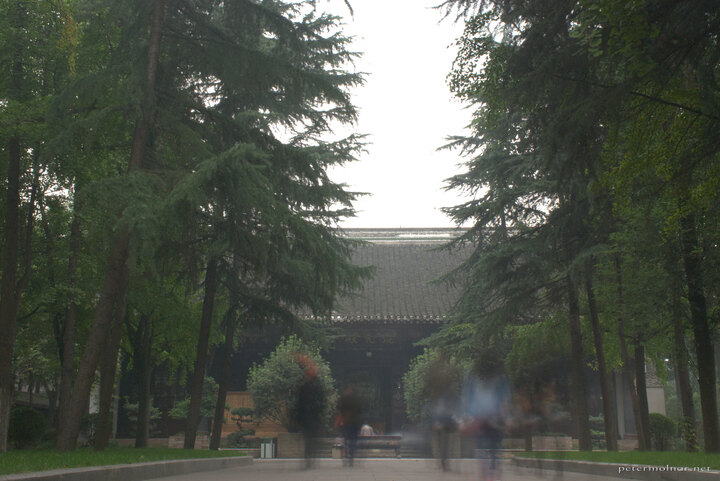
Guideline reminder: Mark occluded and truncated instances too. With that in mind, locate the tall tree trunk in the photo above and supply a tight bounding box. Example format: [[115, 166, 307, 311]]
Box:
[[135, 314, 153, 448], [184, 258, 219, 449], [56, 187, 82, 446], [670, 268, 697, 451], [634, 343, 651, 449], [0, 141, 22, 454], [567, 275, 592, 451], [585, 266, 618, 450], [56, 235, 130, 450], [46, 384, 58, 430], [678, 212, 719, 452], [615, 256, 647, 450], [54, 0, 166, 451], [210, 304, 239, 450], [95, 304, 127, 450], [1, 151, 41, 451], [0, 3, 26, 447], [28, 376, 34, 409]]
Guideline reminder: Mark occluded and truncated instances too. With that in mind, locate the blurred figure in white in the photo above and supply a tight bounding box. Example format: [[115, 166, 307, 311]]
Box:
[[360, 423, 375, 436]]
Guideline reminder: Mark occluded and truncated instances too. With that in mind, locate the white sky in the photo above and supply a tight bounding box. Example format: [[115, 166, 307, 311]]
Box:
[[324, 0, 472, 228]]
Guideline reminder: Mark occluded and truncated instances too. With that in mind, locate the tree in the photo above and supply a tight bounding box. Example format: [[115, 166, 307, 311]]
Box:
[[51, 0, 366, 450], [441, 0, 720, 452], [0, 0, 75, 451]]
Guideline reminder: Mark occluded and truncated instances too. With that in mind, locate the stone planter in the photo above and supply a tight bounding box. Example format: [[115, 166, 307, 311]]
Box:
[[277, 432, 305, 458]]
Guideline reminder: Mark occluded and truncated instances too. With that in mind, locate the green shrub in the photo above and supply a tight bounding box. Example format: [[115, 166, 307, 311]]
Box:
[[678, 417, 698, 451], [402, 349, 467, 425], [123, 400, 162, 437], [247, 336, 336, 431], [223, 430, 259, 448], [9, 407, 47, 449], [231, 407, 254, 424], [169, 376, 219, 423], [649, 412, 676, 451], [222, 407, 255, 447]]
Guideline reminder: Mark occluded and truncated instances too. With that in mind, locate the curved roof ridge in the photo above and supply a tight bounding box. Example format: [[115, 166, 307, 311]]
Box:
[[331, 238, 471, 324]]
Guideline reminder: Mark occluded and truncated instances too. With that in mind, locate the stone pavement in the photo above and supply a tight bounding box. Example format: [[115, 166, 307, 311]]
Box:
[[145, 459, 627, 481]]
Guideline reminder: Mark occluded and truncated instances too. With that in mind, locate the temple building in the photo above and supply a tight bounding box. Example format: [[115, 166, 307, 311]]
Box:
[[224, 228, 469, 437]]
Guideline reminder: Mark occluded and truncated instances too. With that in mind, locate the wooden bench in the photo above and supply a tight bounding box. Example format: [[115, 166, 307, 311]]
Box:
[[355, 435, 402, 457]]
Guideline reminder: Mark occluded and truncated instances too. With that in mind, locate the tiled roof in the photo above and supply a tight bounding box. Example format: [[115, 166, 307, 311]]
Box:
[[331, 229, 470, 324]]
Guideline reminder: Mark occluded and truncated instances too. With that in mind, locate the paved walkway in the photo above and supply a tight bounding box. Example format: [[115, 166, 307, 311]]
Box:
[[146, 459, 626, 481]]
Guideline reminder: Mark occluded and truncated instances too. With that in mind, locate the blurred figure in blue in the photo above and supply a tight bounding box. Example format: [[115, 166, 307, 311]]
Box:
[[461, 369, 509, 481]]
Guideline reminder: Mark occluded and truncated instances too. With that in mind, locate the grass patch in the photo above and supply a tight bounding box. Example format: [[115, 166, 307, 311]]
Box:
[[0, 447, 244, 475], [516, 451, 720, 470]]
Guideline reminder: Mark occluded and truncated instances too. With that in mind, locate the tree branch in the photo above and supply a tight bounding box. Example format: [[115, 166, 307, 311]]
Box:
[[551, 74, 720, 122]]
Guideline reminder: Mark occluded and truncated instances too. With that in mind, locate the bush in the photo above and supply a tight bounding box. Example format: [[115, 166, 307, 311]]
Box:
[[169, 376, 219, 423], [247, 336, 336, 431], [402, 349, 467, 425], [9, 407, 47, 449], [223, 430, 259, 448], [222, 407, 255, 447], [123, 400, 162, 437], [649, 413, 677, 451]]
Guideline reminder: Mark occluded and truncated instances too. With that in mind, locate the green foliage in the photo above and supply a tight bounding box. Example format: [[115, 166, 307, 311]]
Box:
[[231, 407, 254, 424], [8, 408, 47, 449], [402, 349, 468, 425], [649, 413, 677, 451], [223, 430, 259, 448], [223, 407, 256, 447], [247, 336, 336, 431], [505, 315, 569, 379], [169, 377, 219, 424], [402, 349, 438, 424], [2, 0, 369, 452], [678, 417, 699, 453], [441, 0, 720, 451], [123, 400, 161, 437]]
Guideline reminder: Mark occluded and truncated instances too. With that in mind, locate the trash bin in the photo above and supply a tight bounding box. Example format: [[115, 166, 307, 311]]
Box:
[[332, 443, 344, 458], [261, 438, 276, 458]]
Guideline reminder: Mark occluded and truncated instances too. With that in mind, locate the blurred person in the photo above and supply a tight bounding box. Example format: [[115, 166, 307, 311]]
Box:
[[360, 423, 375, 436], [295, 354, 326, 468], [459, 354, 511, 481], [424, 354, 461, 472], [507, 379, 567, 479], [462, 373, 509, 481], [336, 386, 362, 466]]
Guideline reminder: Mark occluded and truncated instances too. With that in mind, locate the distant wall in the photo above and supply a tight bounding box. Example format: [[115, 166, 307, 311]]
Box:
[[224, 391, 288, 438], [647, 386, 666, 415]]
